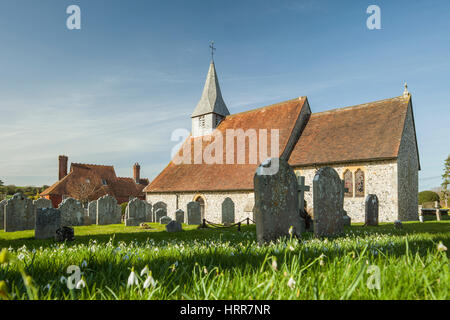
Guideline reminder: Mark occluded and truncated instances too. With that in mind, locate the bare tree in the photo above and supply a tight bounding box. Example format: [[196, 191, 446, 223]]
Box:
[[71, 179, 103, 206]]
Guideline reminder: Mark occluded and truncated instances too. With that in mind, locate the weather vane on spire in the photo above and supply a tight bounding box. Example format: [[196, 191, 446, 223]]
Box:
[[209, 41, 216, 61]]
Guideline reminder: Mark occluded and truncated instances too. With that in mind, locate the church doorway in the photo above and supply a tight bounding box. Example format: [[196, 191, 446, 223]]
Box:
[[194, 196, 205, 220]]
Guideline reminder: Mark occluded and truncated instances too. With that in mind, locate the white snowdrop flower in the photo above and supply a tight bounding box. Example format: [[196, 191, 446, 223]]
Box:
[[44, 283, 51, 291], [289, 246, 295, 251], [127, 269, 138, 287], [143, 275, 157, 289], [17, 253, 25, 260], [81, 260, 87, 268], [230, 252, 234, 256], [140, 265, 149, 277], [154, 248, 159, 252], [287, 277, 296, 289], [60, 276, 67, 284], [437, 242, 447, 252], [76, 279, 86, 289], [271, 259, 278, 271]]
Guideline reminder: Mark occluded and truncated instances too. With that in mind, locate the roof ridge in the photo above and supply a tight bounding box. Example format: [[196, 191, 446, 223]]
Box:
[[312, 95, 408, 116], [226, 96, 306, 118], [71, 163, 115, 168]]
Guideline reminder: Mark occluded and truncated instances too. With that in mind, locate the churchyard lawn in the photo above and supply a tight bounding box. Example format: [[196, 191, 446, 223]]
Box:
[[0, 220, 448, 300]]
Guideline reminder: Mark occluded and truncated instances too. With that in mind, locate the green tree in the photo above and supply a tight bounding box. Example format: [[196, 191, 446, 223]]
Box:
[[418, 191, 440, 205], [441, 154, 450, 207], [0, 179, 3, 186]]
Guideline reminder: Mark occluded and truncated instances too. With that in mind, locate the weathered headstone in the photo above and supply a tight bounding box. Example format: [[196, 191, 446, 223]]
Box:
[[4, 193, 36, 232], [221, 197, 235, 224], [97, 195, 121, 225], [155, 208, 167, 223], [0, 200, 6, 230], [166, 220, 183, 233], [313, 167, 344, 237], [175, 209, 185, 224], [55, 226, 74, 242], [342, 210, 351, 227], [33, 198, 53, 210], [125, 198, 147, 226], [187, 202, 202, 225], [365, 194, 379, 226], [58, 198, 85, 226], [35, 208, 61, 239], [254, 158, 305, 244], [153, 201, 167, 223], [87, 201, 97, 225], [145, 202, 153, 222], [160, 216, 172, 225]]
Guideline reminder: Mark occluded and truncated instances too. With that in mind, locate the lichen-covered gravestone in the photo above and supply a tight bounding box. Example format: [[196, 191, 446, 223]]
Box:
[[166, 220, 182, 233], [87, 201, 97, 225], [313, 167, 344, 237], [35, 208, 61, 239], [58, 198, 85, 227], [153, 201, 167, 223], [254, 158, 305, 244], [97, 195, 121, 225], [33, 198, 53, 210], [160, 216, 172, 225], [175, 209, 185, 224], [145, 202, 153, 222], [125, 198, 147, 226], [221, 197, 235, 224], [155, 208, 167, 223], [0, 200, 7, 230], [365, 194, 379, 226], [4, 193, 36, 232], [187, 202, 201, 225]]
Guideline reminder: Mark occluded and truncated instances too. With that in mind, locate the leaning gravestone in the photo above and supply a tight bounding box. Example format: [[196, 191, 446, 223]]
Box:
[[125, 198, 147, 226], [87, 201, 97, 225], [187, 202, 202, 225], [33, 198, 53, 210], [254, 158, 305, 244], [221, 197, 235, 224], [35, 208, 61, 239], [166, 220, 183, 233], [0, 200, 7, 230], [58, 198, 85, 227], [145, 202, 153, 222], [175, 209, 185, 224], [97, 195, 121, 225], [313, 167, 344, 237], [365, 194, 379, 226], [4, 193, 36, 232], [160, 216, 172, 225], [155, 208, 167, 223]]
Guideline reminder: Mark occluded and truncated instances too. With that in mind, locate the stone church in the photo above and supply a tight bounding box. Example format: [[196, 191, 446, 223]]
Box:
[[144, 60, 420, 223]]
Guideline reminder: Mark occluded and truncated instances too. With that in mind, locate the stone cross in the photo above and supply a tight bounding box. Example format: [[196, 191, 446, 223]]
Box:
[[297, 176, 310, 211]]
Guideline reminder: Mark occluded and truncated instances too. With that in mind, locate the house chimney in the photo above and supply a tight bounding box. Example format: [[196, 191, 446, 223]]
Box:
[[59, 155, 68, 180], [133, 163, 140, 183]]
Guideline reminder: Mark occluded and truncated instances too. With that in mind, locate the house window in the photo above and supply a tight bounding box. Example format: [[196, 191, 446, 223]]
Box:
[[102, 179, 107, 186], [355, 169, 365, 197], [343, 170, 353, 197]]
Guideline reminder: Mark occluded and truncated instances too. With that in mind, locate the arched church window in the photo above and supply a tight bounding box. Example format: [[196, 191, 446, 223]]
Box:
[[343, 169, 353, 197], [355, 169, 365, 197]]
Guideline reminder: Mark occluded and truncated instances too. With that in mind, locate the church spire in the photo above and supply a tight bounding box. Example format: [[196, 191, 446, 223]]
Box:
[[191, 58, 230, 118]]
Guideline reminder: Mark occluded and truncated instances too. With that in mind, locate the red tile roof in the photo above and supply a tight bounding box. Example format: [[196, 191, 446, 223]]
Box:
[[144, 97, 309, 193]]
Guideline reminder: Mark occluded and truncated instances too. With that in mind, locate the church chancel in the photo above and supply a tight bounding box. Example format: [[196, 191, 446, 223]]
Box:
[[144, 52, 420, 224]]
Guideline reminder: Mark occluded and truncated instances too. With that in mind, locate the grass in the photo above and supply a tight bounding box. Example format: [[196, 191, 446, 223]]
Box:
[[0, 220, 448, 300]]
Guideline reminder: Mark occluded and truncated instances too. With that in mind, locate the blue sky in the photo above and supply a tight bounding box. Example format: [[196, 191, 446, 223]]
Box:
[[0, 0, 448, 191]]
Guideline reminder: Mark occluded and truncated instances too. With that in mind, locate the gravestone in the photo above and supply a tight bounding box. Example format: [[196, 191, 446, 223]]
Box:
[[254, 158, 304, 244], [166, 220, 183, 233], [58, 198, 85, 227], [35, 208, 61, 239], [0, 200, 6, 230], [155, 208, 167, 223], [87, 201, 97, 225], [125, 198, 147, 226], [365, 194, 379, 226], [4, 193, 36, 232], [97, 195, 121, 225], [160, 216, 172, 225], [342, 210, 351, 227], [221, 197, 235, 224], [153, 201, 167, 223], [55, 226, 74, 242], [313, 167, 344, 237], [33, 198, 53, 210], [187, 202, 202, 225], [175, 209, 185, 224], [145, 202, 153, 222]]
